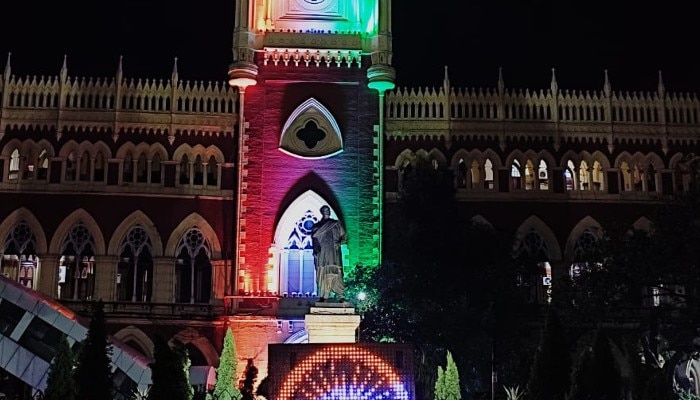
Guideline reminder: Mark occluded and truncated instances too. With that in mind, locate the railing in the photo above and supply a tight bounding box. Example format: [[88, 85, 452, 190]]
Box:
[[59, 299, 225, 320]]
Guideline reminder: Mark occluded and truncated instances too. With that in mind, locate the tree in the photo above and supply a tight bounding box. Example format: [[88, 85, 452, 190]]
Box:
[[43, 334, 75, 400], [148, 336, 193, 400], [239, 359, 258, 400], [526, 309, 571, 400], [434, 350, 461, 400], [74, 300, 113, 400], [214, 327, 240, 400]]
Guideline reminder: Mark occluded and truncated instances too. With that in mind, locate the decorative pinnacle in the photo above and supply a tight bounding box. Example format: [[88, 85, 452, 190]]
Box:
[[443, 65, 450, 92], [497, 67, 505, 94], [4, 52, 10, 80], [117, 55, 123, 81], [657, 70, 665, 97], [172, 57, 179, 84], [603, 69, 611, 97], [60, 54, 68, 82], [550, 68, 558, 93]]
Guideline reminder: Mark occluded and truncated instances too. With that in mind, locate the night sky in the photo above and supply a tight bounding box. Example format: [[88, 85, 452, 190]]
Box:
[[0, 0, 697, 92]]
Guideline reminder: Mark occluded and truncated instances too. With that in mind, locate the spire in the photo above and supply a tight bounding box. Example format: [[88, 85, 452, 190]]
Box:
[[60, 54, 68, 82], [497, 66, 504, 94], [657, 70, 665, 97], [550, 68, 558, 94], [442, 65, 450, 93], [116, 55, 123, 82], [603, 69, 611, 97], [172, 57, 179, 85], [3, 52, 10, 81]]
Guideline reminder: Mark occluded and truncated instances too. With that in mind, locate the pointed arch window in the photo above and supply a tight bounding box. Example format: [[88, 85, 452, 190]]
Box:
[[470, 160, 480, 189], [94, 152, 105, 182], [123, 152, 134, 183], [280, 210, 318, 297], [58, 223, 96, 300], [621, 161, 632, 191], [564, 160, 576, 191], [579, 161, 590, 190], [37, 149, 49, 180], [193, 155, 204, 185], [179, 154, 190, 185], [117, 226, 154, 302], [206, 156, 218, 186], [151, 153, 162, 184], [632, 163, 643, 191], [79, 151, 91, 181], [484, 159, 494, 189], [516, 230, 551, 304], [538, 160, 549, 190], [510, 159, 522, 190], [398, 159, 413, 192], [646, 164, 657, 192], [136, 154, 148, 183], [570, 229, 598, 278], [524, 160, 535, 190], [65, 151, 76, 181], [23, 150, 35, 180], [175, 228, 212, 303], [592, 161, 604, 190], [1, 222, 40, 290], [455, 159, 467, 188], [9, 149, 20, 181]]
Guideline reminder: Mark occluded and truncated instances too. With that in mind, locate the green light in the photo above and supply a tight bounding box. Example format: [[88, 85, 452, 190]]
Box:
[[368, 80, 395, 92]]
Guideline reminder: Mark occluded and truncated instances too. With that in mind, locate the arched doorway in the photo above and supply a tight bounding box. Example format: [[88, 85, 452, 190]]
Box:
[[1, 222, 40, 290]]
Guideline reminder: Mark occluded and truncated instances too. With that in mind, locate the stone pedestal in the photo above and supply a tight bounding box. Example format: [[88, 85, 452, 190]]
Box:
[[304, 302, 361, 344]]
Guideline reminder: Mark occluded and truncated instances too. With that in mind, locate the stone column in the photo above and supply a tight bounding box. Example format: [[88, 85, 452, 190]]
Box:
[[94, 255, 118, 302], [153, 256, 176, 303], [37, 253, 60, 298]]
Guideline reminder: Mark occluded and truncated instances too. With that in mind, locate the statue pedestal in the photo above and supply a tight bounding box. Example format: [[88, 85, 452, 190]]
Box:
[[304, 302, 360, 344]]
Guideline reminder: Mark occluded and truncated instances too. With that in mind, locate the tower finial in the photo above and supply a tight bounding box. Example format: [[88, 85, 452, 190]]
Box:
[[657, 70, 665, 97], [443, 65, 450, 92], [60, 54, 68, 82], [550, 68, 558, 93], [172, 57, 179, 85], [603, 69, 611, 97], [116, 55, 123, 82], [4, 52, 11, 81], [497, 66, 505, 94]]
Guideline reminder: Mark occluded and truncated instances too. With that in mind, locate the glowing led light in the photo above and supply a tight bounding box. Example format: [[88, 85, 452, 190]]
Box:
[[357, 291, 367, 301]]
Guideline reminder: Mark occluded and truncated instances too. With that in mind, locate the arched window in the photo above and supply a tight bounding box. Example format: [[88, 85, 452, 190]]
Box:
[[455, 159, 467, 189], [23, 150, 35, 180], [151, 153, 162, 184], [632, 163, 643, 191], [524, 160, 535, 190], [579, 161, 590, 190], [570, 229, 598, 278], [1, 222, 40, 290], [592, 161, 604, 191], [510, 159, 522, 190], [117, 226, 154, 302], [94, 152, 105, 182], [470, 160, 480, 189], [517, 230, 551, 304], [398, 159, 413, 192], [123, 152, 133, 183], [65, 151, 76, 181], [193, 155, 204, 185], [646, 164, 657, 192], [37, 149, 49, 180], [58, 223, 96, 300], [620, 161, 632, 191], [280, 210, 318, 296], [9, 149, 20, 181], [206, 156, 217, 186], [79, 151, 91, 181], [538, 160, 549, 190], [179, 155, 190, 185], [136, 154, 148, 183], [175, 228, 212, 303], [484, 159, 494, 189]]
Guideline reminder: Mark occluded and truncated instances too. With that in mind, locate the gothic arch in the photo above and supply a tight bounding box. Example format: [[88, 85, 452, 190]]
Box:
[[564, 216, 604, 261], [513, 215, 562, 261], [203, 145, 225, 164], [113, 326, 154, 359], [147, 142, 168, 160], [560, 150, 581, 168], [279, 98, 343, 159], [450, 148, 470, 167], [58, 140, 80, 158], [632, 216, 654, 233], [470, 214, 494, 229], [0, 208, 48, 254], [613, 151, 634, 168], [669, 152, 686, 169], [173, 143, 194, 161], [1, 139, 23, 156], [646, 152, 665, 170], [49, 209, 106, 254], [273, 190, 340, 247], [116, 142, 139, 159], [504, 149, 526, 168], [165, 213, 222, 259], [481, 148, 502, 168], [92, 141, 113, 159], [107, 211, 164, 256], [170, 328, 219, 366], [535, 150, 556, 167], [394, 149, 416, 168], [589, 150, 612, 169], [427, 148, 447, 167]]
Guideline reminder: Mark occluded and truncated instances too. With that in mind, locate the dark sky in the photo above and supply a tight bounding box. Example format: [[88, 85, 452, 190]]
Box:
[[0, 0, 698, 92]]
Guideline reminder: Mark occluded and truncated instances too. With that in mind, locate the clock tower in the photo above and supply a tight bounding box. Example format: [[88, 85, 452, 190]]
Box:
[[228, 0, 395, 296]]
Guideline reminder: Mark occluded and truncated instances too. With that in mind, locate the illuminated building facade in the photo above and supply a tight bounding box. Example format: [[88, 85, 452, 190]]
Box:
[[1, 0, 700, 397]]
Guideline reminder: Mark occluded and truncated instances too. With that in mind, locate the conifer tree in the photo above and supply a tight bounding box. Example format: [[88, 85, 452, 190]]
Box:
[[74, 300, 113, 400], [214, 327, 240, 400], [434, 350, 461, 400], [43, 334, 75, 400], [149, 336, 194, 400], [526, 309, 571, 400]]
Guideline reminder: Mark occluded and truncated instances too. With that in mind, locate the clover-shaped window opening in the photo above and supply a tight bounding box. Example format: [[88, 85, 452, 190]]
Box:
[[279, 98, 343, 159]]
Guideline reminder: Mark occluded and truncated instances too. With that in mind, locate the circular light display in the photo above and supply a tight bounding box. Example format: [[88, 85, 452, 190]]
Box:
[[303, 0, 326, 3], [279, 346, 410, 399]]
